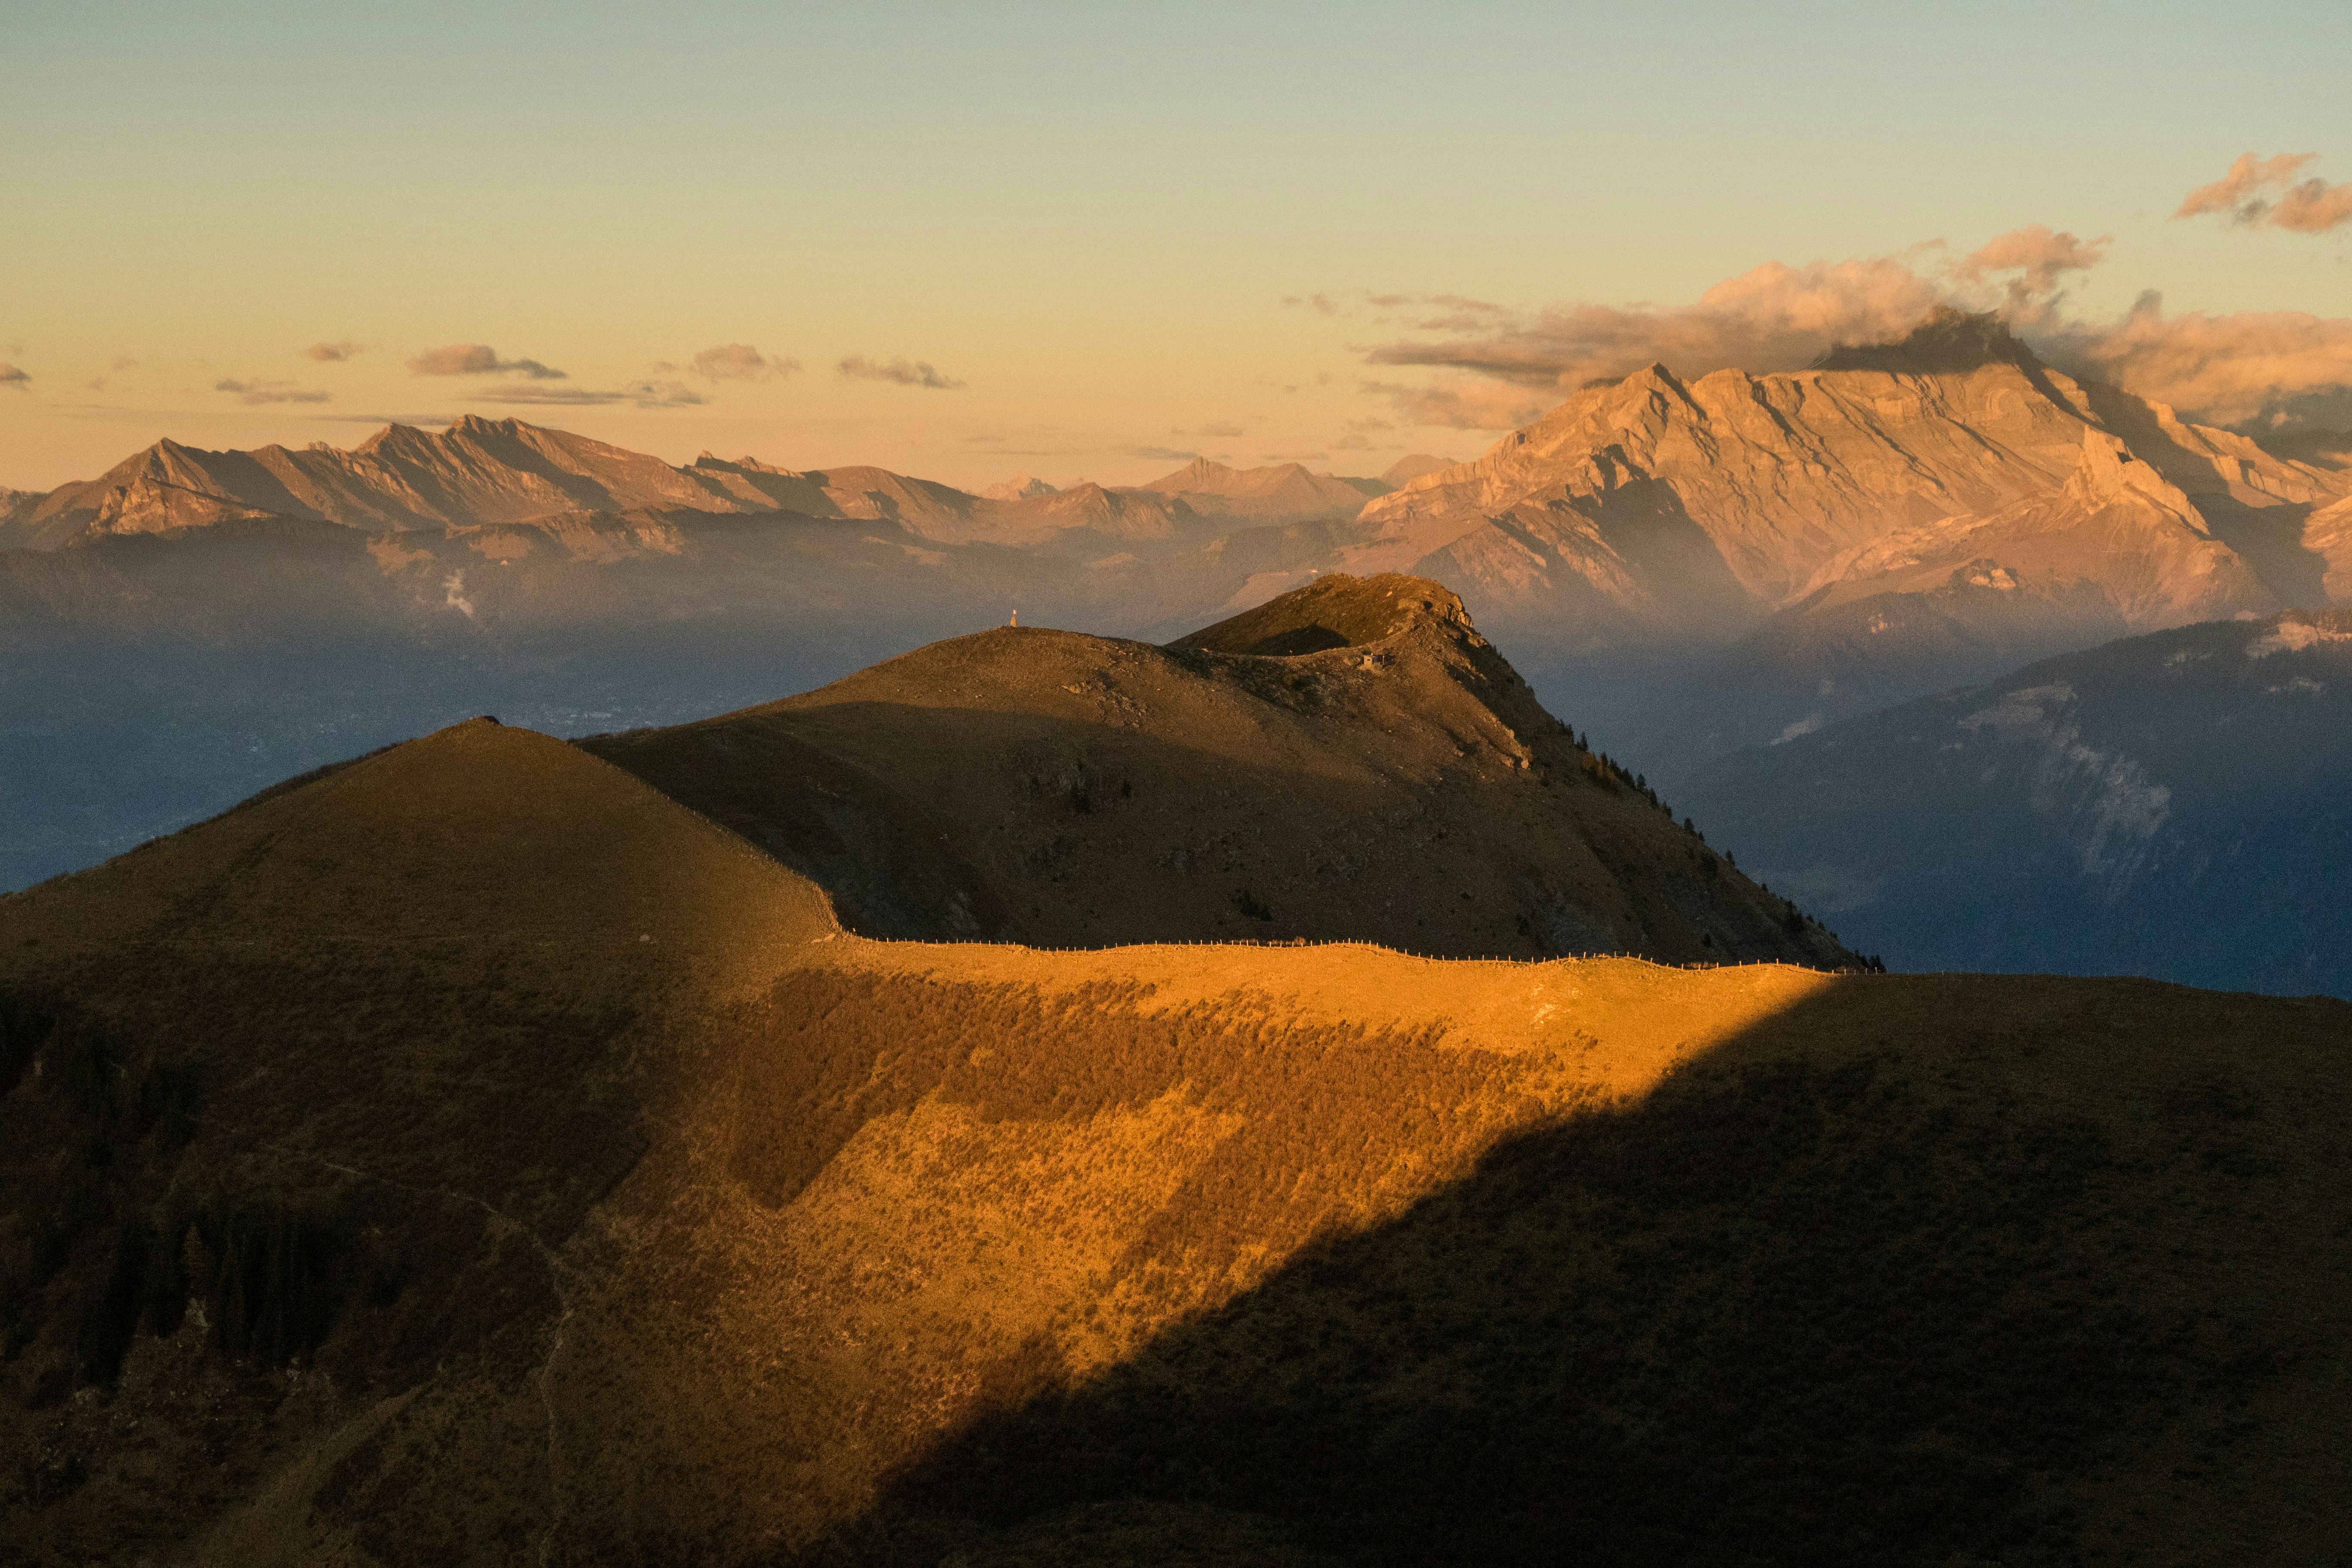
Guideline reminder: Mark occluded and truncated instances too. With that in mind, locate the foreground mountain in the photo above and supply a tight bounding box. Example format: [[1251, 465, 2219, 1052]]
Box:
[[1682, 607, 2352, 996], [584, 574, 1850, 965], [4, 719, 2348, 1565]]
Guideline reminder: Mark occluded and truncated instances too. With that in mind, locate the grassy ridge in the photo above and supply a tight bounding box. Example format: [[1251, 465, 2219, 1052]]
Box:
[[1, 718, 2345, 1565], [811, 977, 2352, 1567]]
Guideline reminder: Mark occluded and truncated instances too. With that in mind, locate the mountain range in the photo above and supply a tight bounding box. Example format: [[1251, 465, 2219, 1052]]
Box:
[[1342, 309, 2352, 767], [3, 667, 2346, 1563], [0, 416, 1418, 554], [8, 308, 2352, 1003]]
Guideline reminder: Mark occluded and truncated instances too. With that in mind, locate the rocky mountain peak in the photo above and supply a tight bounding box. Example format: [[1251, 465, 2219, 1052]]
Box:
[[1810, 306, 2041, 375]]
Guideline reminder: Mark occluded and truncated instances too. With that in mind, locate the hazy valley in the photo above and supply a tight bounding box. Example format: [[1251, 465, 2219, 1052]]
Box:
[[7, 312, 2350, 1002]]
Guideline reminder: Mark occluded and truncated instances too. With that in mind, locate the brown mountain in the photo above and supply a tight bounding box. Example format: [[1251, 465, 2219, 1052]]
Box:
[[979, 473, 1058, 500], [1379, 452, 1455, 486], [581, 573, 1844, 965], [1351, 311, 2352, 648], [5, 709, 2349, 1564], [1140, 456, 1390, 522], [682, 453, 1204, 551]]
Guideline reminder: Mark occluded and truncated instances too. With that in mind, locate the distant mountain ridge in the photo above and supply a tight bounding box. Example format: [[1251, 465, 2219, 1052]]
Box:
[[12, 307, 2352, 906], [1, 417, 1399, 554], [1139, 455, 1392, 521]]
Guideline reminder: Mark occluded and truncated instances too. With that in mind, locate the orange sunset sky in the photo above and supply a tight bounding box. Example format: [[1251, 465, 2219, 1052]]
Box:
[[4, 0, 2349, 493]]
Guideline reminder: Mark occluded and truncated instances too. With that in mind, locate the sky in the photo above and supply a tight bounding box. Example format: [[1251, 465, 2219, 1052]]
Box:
[[4, 0, 2350, 493]]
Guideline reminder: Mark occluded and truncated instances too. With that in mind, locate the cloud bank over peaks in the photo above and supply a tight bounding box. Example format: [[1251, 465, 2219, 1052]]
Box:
[[1355, 224, 2352, 434], [407, 343, 567, 379], [214, 377, 330, 405], [2177, 153, 2352, 233], [837, 354, 966, 389], [691, 343, 798, 381], [473, 379, 705, 409], [2053, 293, 2352, 429]]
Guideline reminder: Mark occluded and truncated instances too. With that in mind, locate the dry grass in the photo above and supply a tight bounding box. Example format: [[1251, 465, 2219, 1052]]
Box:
[[0, 717, 2344, 1565], [582, 573, 1862, 969]]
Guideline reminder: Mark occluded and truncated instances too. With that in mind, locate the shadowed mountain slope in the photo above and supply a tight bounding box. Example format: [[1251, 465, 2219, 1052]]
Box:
[[1682, 607, 2352, 997], [1, 726, 2346, 1565], [582, 573, 1853, 965]]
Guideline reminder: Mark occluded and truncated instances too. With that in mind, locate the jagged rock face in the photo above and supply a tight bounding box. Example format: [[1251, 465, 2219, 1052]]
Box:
[[6, 420, 1207, 558], [1350, 318, 2352, 646], [18, 417, 746, 543]]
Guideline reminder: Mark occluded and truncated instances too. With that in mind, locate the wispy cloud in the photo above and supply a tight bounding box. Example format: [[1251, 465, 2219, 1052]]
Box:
[[408, 343, 567, 379], [1181, 420, 1247, 438], [2177, 153, 2352, 233], [837, 353, 966, 390], [306, 340, 365, 362], [691, 343, 798, 381], [1122, 444, 1198, 462], [214, 377, 330, 405], [1280, 291, 1341, 315], [0, 363, 28, 389], [1360, 377, 1550, 431], [1957, 224, 2110, 307], [471, 379, 706, 409]]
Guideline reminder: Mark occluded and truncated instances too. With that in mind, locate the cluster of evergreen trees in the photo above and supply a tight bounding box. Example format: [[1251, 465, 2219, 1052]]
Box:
[[1, 993, 357, 1396]]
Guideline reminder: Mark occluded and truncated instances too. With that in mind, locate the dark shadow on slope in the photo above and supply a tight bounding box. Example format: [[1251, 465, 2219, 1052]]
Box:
[[583, 694, 1852, 967], [805, 977, 2347, 1567]]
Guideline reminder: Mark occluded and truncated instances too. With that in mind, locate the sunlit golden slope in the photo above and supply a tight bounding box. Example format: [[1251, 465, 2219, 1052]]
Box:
[[2, 719, 2347, 1566]]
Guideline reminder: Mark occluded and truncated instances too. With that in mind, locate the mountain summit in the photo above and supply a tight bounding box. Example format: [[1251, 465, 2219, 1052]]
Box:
[[1809, 305, 2043, 375], [583, 572, 1852, 965]]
